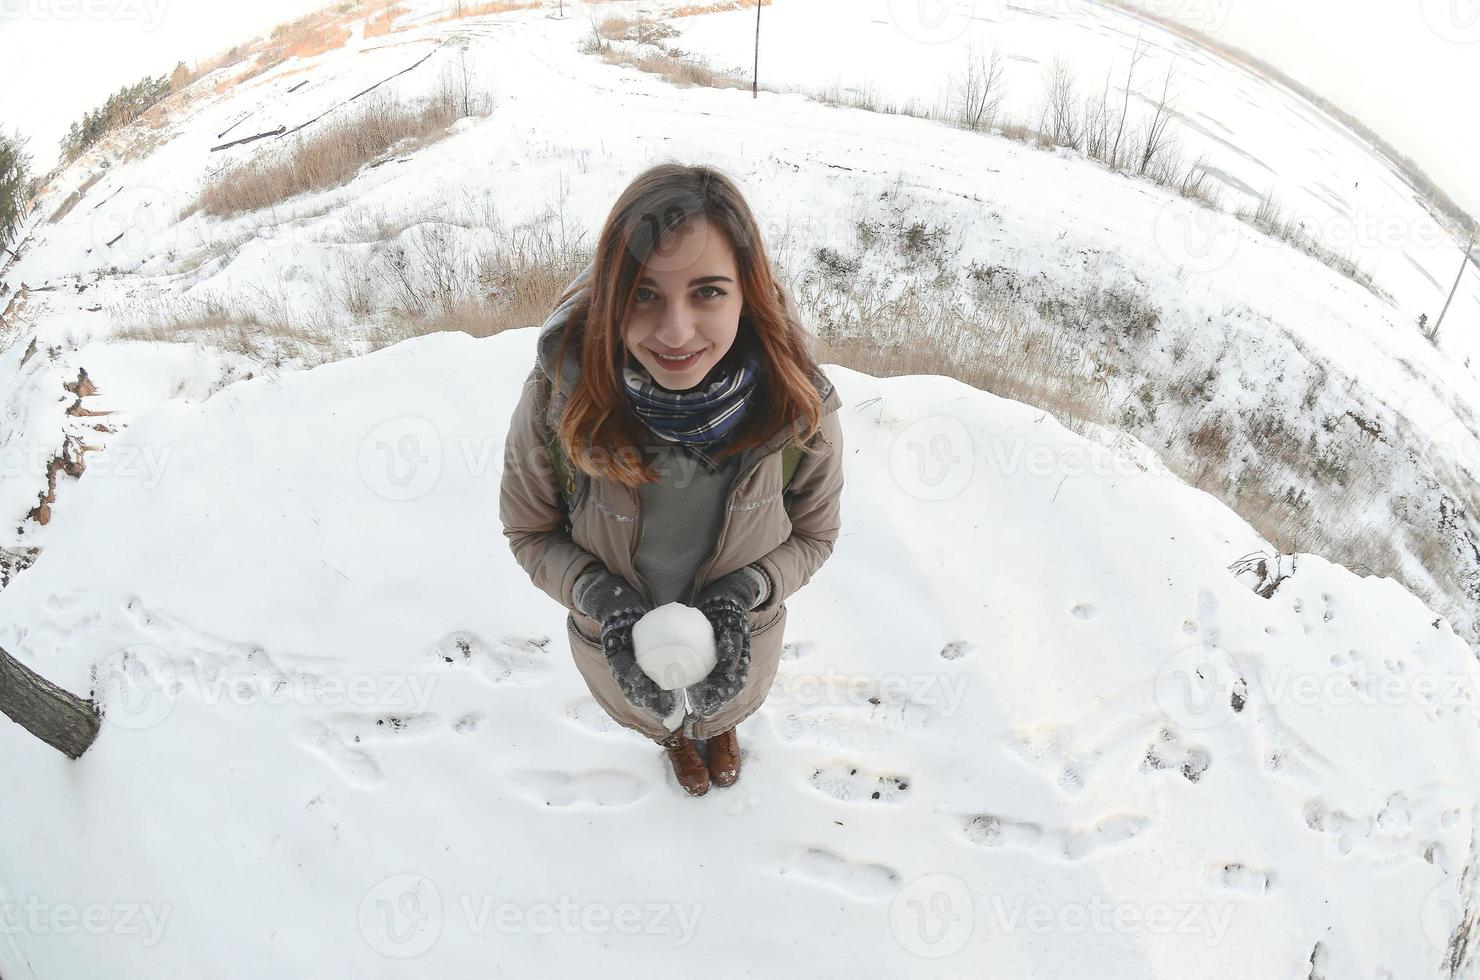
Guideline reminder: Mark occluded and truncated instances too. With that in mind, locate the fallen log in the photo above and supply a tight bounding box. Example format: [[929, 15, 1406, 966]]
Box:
[[210, 125, 287, 152], [217, 110, 254, 139], [0, 643, 101, 759], [280, 47, 437, 138]]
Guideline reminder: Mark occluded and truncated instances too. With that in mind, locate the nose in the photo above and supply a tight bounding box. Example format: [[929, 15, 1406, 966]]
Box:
[[653, 304, 695, 349]]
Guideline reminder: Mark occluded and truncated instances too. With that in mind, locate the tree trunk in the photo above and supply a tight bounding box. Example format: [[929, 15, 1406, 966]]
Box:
[[0, 644, 101, 758]]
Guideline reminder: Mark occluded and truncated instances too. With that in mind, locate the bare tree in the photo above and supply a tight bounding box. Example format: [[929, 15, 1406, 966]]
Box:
[[950, 41, 1006, 132], [1043, 56, 1081, 150], [1111, 36, 1149, 170], [0, 128, 32, 251], [1137, 62, 1177, 176], [1083, 69, 1114, 161]]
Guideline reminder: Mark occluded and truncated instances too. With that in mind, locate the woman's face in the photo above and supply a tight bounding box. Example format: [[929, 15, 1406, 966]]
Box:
[[622, 215, 745, 392]]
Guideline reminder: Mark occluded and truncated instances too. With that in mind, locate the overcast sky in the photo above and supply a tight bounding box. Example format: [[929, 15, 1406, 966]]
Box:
[[0, 0, 1476, 221]]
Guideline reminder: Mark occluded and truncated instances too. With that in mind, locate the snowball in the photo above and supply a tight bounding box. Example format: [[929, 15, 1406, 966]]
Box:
[[632, 602, 717, 691]]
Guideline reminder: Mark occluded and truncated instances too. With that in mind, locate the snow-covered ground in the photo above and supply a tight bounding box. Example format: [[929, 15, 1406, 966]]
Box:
[[3, 326, 1480, 976], [3, 0, 1480, 975]]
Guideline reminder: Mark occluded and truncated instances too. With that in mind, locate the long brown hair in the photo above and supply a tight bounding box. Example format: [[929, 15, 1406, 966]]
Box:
[[551, 162, 825, 489]]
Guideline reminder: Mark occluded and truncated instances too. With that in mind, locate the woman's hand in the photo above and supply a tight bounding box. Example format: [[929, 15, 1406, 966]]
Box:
[[686, 566, 769, 717], [573, 569, 675, 719]]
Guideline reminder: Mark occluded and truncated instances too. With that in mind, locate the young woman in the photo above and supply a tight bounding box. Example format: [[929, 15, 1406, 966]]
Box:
[[498, 163, 845, 796]]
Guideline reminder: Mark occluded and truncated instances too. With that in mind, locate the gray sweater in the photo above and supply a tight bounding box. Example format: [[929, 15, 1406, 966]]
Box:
[[635, 442, 742, 606], [572, 439, 771, 611]]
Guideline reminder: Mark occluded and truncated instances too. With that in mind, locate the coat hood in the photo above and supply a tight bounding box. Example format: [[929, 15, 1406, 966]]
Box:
[[534, 261, 842, 456]]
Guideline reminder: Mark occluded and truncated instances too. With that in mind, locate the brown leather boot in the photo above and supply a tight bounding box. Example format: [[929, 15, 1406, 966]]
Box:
[[661, 733, 710, 796], [705, 727, 741, 787]]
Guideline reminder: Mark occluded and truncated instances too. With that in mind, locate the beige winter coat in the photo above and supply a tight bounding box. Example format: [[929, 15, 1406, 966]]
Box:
[[499, 272, 845, 742]]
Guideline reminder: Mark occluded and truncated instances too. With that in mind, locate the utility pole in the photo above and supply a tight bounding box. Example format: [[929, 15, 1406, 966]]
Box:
[[1434, 226, 1478, 340], [752, 0, 761, 99]]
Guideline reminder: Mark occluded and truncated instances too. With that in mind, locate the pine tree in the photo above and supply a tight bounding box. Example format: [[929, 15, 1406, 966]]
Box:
[[0, 128, 33, 252]]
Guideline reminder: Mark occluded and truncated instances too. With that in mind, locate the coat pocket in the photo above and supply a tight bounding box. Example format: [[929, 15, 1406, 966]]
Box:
[[572, 608, 603, 646], [569, 475, 634, 558], [722, 454, 793, 562]]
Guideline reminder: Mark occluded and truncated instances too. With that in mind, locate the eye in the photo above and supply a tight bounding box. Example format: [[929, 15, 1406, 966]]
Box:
[[634, 285, 728, 304]]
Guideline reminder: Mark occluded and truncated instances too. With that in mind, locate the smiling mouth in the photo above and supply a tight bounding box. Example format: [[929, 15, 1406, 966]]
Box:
[[650, 347, 704, 368]]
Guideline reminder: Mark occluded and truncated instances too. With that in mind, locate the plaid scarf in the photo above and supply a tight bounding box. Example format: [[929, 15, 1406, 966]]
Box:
[[622, 334, 762, 473]]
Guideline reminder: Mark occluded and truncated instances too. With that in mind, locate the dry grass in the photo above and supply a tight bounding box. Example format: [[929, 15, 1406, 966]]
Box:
[[592, 12, 681, 45], [116, 193, 591, 366], [185, 78, 491, 219], [435, 0, 543, 23], [48, 172, 105, 224], [670, 0, 771, 16], [259, 4, 358, 64], [362, 201, 592, 342], [595, 44, 746, 89], [814, 79, 937, 119], [110, 294, 340, 368], [364, 3, 407, 37]]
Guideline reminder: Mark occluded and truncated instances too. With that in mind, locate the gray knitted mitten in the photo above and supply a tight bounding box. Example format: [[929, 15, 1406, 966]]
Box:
[[572, 568, 675, 720], [687, 565, 769, 718]]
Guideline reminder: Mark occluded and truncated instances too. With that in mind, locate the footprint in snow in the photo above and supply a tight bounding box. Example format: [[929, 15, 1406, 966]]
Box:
[[781, 847, 900, 901], [506, 769, 644, 808], [296, 719, 385, 789], [960, 811, 1151, 861], [1140, 727, 1212, 783], [430, 631, 551, 686], [564, 696, 625, 735], [1206, 862, 1276, 895], [808, 761, 912, 804]]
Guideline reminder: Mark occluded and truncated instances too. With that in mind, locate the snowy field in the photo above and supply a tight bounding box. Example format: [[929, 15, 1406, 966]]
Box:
[[3, 327, 1480, 976], [2, 0, 1480, 976]]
